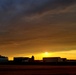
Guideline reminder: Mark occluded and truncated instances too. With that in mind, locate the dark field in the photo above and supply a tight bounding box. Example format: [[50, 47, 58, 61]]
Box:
[[0, 65, 76, 75]]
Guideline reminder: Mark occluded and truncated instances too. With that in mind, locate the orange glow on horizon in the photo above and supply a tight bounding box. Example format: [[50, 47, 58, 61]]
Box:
[[8, 50, 76, 60]]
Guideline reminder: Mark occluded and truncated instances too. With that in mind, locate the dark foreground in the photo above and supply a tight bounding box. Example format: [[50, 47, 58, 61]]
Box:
[[0, 65, 76, 75]]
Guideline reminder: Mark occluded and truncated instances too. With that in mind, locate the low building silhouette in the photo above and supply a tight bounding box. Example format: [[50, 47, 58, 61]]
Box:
[[43, 57, 61, 62], [0, 55, 8, 63], [14, 57, 30, 62], [67, 60, 76, 62], [14, 56, 35, 63], [61, 58, 67, 62], [43, 57, 67, 62]]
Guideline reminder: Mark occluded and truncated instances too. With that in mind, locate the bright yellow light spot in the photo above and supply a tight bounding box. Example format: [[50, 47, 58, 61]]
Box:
[[42, 52, 51, 57], [45, 52, 49, 55]]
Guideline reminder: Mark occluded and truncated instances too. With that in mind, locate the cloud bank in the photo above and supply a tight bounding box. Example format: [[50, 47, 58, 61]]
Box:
[[0, 0, 76, 56], [0, 0, 76, 21]]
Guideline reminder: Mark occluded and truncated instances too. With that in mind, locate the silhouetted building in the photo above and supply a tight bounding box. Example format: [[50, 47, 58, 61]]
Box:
[[67, 60, 76, 62], [31, 56, 34, 61], [61, 58, 67, 62], [43, 57, 63, 62], [29, 56, 34, 62], [14, 57, 30, 62], [14, 56, 35, 63], [0, 55, 8, 62]]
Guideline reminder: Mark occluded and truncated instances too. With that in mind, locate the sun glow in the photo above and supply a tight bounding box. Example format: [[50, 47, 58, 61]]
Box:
[[45, 52, 49, 55], [42, 52, 51, 57]]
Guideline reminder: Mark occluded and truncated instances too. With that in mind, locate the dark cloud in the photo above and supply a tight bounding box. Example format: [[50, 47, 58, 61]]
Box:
[[0, 0, 76, 21]]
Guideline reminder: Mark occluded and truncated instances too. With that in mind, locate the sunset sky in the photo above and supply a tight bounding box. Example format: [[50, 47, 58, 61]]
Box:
[[0, 0, 76, 60]]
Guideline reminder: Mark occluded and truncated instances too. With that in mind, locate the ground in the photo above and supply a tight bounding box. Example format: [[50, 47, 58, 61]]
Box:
[[0, 65, 76, 75]]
